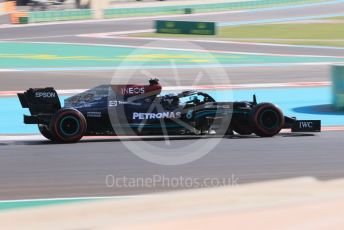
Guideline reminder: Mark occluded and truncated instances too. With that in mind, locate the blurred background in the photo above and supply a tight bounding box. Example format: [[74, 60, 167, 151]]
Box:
[[1, 0, 344, 229]]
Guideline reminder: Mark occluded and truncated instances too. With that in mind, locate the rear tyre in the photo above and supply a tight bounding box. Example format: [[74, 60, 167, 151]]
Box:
[[38, 124, 56, 141], [50, 108, 87, 143], [250, 103, 284, 137]]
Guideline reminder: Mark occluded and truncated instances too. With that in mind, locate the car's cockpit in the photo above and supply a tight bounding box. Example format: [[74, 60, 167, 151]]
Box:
[[160, 90, 216, 110], [178, 91, 216, 106]]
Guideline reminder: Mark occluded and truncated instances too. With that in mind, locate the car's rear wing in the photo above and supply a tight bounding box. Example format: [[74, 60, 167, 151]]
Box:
[[17, 88, 61, 125]]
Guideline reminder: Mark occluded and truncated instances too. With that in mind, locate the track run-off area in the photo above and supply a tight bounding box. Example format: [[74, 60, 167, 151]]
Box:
[[0, 42, 344, 134]]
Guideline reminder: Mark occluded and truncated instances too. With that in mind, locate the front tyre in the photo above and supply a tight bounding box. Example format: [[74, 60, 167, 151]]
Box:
[[50, 108, 87, 143], [250, 103, 284, 137]]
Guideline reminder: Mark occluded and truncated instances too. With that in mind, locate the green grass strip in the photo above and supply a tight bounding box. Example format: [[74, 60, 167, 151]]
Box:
[[133, 22, 344, 47]]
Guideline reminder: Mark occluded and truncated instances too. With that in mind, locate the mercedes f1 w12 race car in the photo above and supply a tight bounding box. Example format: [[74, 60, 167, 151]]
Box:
[[18, 79, 321, 143]]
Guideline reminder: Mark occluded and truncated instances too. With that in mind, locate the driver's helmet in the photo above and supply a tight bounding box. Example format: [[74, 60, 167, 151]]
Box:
[[145, 78, 162, 98], [149, 78, 159, 86]]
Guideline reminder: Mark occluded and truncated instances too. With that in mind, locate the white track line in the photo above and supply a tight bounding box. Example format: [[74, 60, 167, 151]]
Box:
[[0, 62, 337, 73], [0, 69, 16, 72], [78, 29, 155, 38], [3, 40, 344, 59], [127, 37, 344, 53], [0, 195, 145, 203], [94, 34, 344, 53], [0, 135, 44, 141], [0, 35, 72, 41], [1, 126, 344, 142]]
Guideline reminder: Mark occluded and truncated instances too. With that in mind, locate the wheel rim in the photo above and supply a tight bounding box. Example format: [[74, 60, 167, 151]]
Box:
[[59, 116, 80, 136], [259, 109, 279, 130]]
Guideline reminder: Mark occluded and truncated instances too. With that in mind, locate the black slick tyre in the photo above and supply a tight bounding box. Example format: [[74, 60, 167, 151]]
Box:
[[50, 108, 87, 143], [38, 124, 56, 141], [250, 103, 284, 137]]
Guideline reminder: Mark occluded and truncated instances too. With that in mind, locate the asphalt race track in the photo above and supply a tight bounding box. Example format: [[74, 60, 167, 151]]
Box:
[[1, 132, 344, 200], [0, 1, 344, 200], [0, 65, 329, 91]]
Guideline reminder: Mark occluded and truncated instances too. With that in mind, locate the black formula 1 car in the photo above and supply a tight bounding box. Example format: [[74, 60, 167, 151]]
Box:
[[18, 79, 321, 143]]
